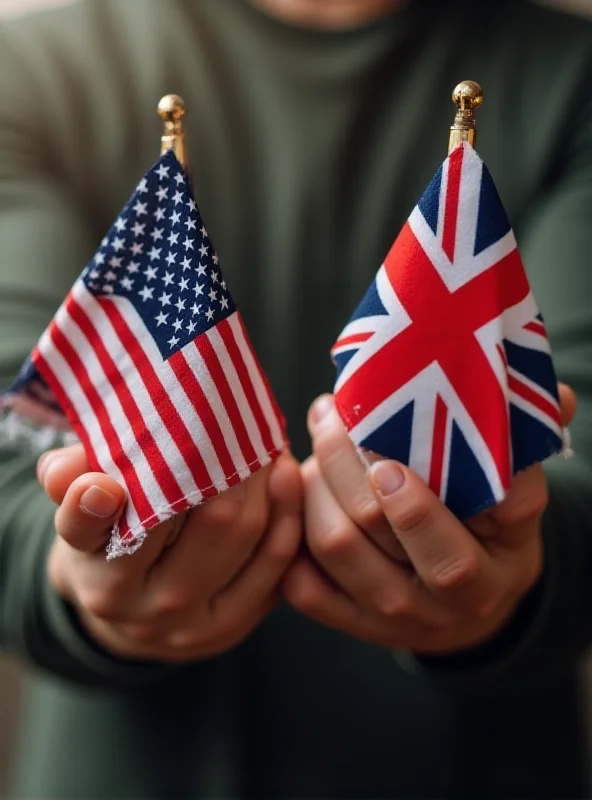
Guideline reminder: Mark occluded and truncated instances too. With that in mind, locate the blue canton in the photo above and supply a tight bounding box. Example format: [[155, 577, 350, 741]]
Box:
[[82, 150, 235, 359]]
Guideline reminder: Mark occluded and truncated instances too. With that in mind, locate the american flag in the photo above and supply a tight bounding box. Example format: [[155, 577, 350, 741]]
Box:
[[8, 150, 286, 556], [332, 143, 563, 520]]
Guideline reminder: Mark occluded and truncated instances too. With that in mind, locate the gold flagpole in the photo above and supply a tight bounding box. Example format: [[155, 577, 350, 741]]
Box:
[[449, 81, 483, 154], [157, 94, 188, 168]]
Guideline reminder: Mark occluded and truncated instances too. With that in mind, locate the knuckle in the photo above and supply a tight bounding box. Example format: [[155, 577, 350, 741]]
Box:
[[154, 588, 194, 616], [496, 484, 548, 528], [265, 528, 300, 564], [349, 492, 383, 532], [428, 554, 480, 593], [313, 424, 347, 468], [309, 522, 356, 562], [392, 499, 433, 535], [373, 589, 412, 619], [120, 622, 159, 645], [199, 496, 242, 530], [79, 589, 123, 623], [283, 570, 323, 616]]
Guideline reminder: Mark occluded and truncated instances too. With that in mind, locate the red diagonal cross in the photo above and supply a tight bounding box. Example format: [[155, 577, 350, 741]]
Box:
[[337, 222, 530, 489]]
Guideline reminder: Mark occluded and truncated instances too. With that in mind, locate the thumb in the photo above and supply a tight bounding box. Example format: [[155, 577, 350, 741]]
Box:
[[54, 472, 126, 553], [558, 382, 577, 427]]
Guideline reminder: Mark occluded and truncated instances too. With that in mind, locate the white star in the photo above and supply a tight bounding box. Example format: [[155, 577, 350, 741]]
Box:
[[181, 256, 192, 271], [88, 282, 99, 290], [156, 186, 169, 202], [191, 302, 201, 315], [101, 236, 109, 247], [144, 265, 158, 281], [200, 225, 207, 237], [173, 318, 183, 332], [175, 298, 186, 313], [114, 217, 126, 232], [185, 218, 197, 231], [165, 252, 176, 266], [102, 284, 114, 293], [148, 247, 162, 261], [137, 177, 148, 194], [208, 288, 217, 302], [163, 271, 175, 286], [196, 263, 207, 277], [120, 276, 134, 291], [158, 291, 172, 307], [108, 256, 123, 268], [211, 270, 219, 284], [184, 237, 194, 251], [179, 277, 189, 291], [153, 207, 166, 222], [131, 222, 145, 237], [89, 268, 100, 279], [94, 252, 105, 265], [205, 307, 215, 322], [130, 241, 144, 256], [156, 164, 170, 180], [220, 280, 226, 290], [199, 244, 209, 258], [173, 190, 184, 205], [155, 311, 168, 326], [104, 270, 117, 281], [174, 172, 185, 185], [170, 210, 182, 226], [133, 201, 147, 216], [187, 198, 196, 212], [168, 232, 179, 246], [167, 334, 180, 348], [193, 282, 204, 296], [220, 296, 229, 310], [187, 320, 197, 334], [150, 227, 164, 242], [139, 286, 154, 302], [212, 254, 219, 266], [127, 261, 140, 274]]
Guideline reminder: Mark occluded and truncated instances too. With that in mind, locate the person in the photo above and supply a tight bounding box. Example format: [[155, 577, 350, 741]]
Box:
[[0, 0, 591, 797]]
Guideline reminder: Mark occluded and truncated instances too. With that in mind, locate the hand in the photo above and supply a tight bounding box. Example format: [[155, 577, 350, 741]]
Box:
[[40, 445, 302, 663], [282, 386, 575, 655]]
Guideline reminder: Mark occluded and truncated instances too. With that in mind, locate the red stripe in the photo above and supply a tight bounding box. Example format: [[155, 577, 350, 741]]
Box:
[[496, 343, 508, 368], [508, 372, 561, 426], [332, 332, 373, 351], [67, 296, 184, 508], [196, 333, 259, 470], [524, 320, 546, 337], [429, 395, 448, 497], [442, 147, 463, 262], [47, 322, 154, 523], [237, 313, 286, 439], [167, 348, 239, 491], [218, 317, 275, 455], [98, 298, 220, 496]]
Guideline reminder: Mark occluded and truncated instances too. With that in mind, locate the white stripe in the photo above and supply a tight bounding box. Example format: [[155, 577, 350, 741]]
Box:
[[72, 284, 202, 503], [59, 299, 170, 521], [509, 391, 563, 439], [105, 293, 229, 491], [208, 323, 268, 463], [37, 325, 142, 531], [228, 313, 285, 451]]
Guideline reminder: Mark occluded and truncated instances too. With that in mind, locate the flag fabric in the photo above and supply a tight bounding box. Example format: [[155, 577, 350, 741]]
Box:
[[331, 142, 563, 520], [3, 149, 286, 557]]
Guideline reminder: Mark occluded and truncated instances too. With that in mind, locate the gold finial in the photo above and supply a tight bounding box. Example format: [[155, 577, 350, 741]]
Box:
[[158, 94, 187, 168], [449, 81, 483, 154]]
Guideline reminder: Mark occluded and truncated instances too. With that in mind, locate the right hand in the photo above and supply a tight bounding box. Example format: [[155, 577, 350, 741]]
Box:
[[39, 445, 302, 663]]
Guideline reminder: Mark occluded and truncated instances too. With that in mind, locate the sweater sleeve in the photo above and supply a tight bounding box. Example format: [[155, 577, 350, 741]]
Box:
[[402, 61, 592, 694], [0, 26, 174, 689]]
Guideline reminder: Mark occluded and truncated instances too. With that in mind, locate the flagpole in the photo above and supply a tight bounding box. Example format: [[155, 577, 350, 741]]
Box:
[[449, 81, 483, 153], [158, 94, 188, 168]]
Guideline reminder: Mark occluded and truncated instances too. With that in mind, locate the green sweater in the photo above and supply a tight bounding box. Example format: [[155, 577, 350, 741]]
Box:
[[1, 1, 591, 797]]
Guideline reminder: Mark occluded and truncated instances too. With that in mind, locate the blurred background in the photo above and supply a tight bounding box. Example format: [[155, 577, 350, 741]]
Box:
[[0, 0, 590, 796]]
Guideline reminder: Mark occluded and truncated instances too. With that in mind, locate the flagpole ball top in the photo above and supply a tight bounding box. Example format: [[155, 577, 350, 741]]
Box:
[[157, 94, 186, 125], [452, 81, 483, 112]]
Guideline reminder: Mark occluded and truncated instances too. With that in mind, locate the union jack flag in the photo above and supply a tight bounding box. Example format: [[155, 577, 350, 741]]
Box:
[[4, 150, 286, 557], [332, 143, 563, 520]]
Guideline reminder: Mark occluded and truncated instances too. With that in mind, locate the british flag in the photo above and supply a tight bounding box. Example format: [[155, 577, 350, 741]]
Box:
[[332, 143, 563, 520]]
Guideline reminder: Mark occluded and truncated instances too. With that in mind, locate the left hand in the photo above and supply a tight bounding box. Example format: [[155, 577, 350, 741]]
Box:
[[282, 388, 576, 655]]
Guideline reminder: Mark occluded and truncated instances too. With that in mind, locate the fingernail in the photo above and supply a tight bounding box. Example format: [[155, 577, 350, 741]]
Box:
[[37, 452, 53, 483], [370, 461, 405, 496], [80, 486, 121, 518], [310, 395, 334, 425]]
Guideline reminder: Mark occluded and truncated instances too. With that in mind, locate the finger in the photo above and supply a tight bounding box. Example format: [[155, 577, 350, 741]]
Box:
[[482, 462, 547, 549], [308, 394, 408, 562], [213, 453, 302, 620], [147, 465, 272, 612], [54, 472, 126, 553], [39, 444, 91, 504], [369, 460, 499, 616], [304, 457, 450, 624], [558, 382, 577, 427]]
